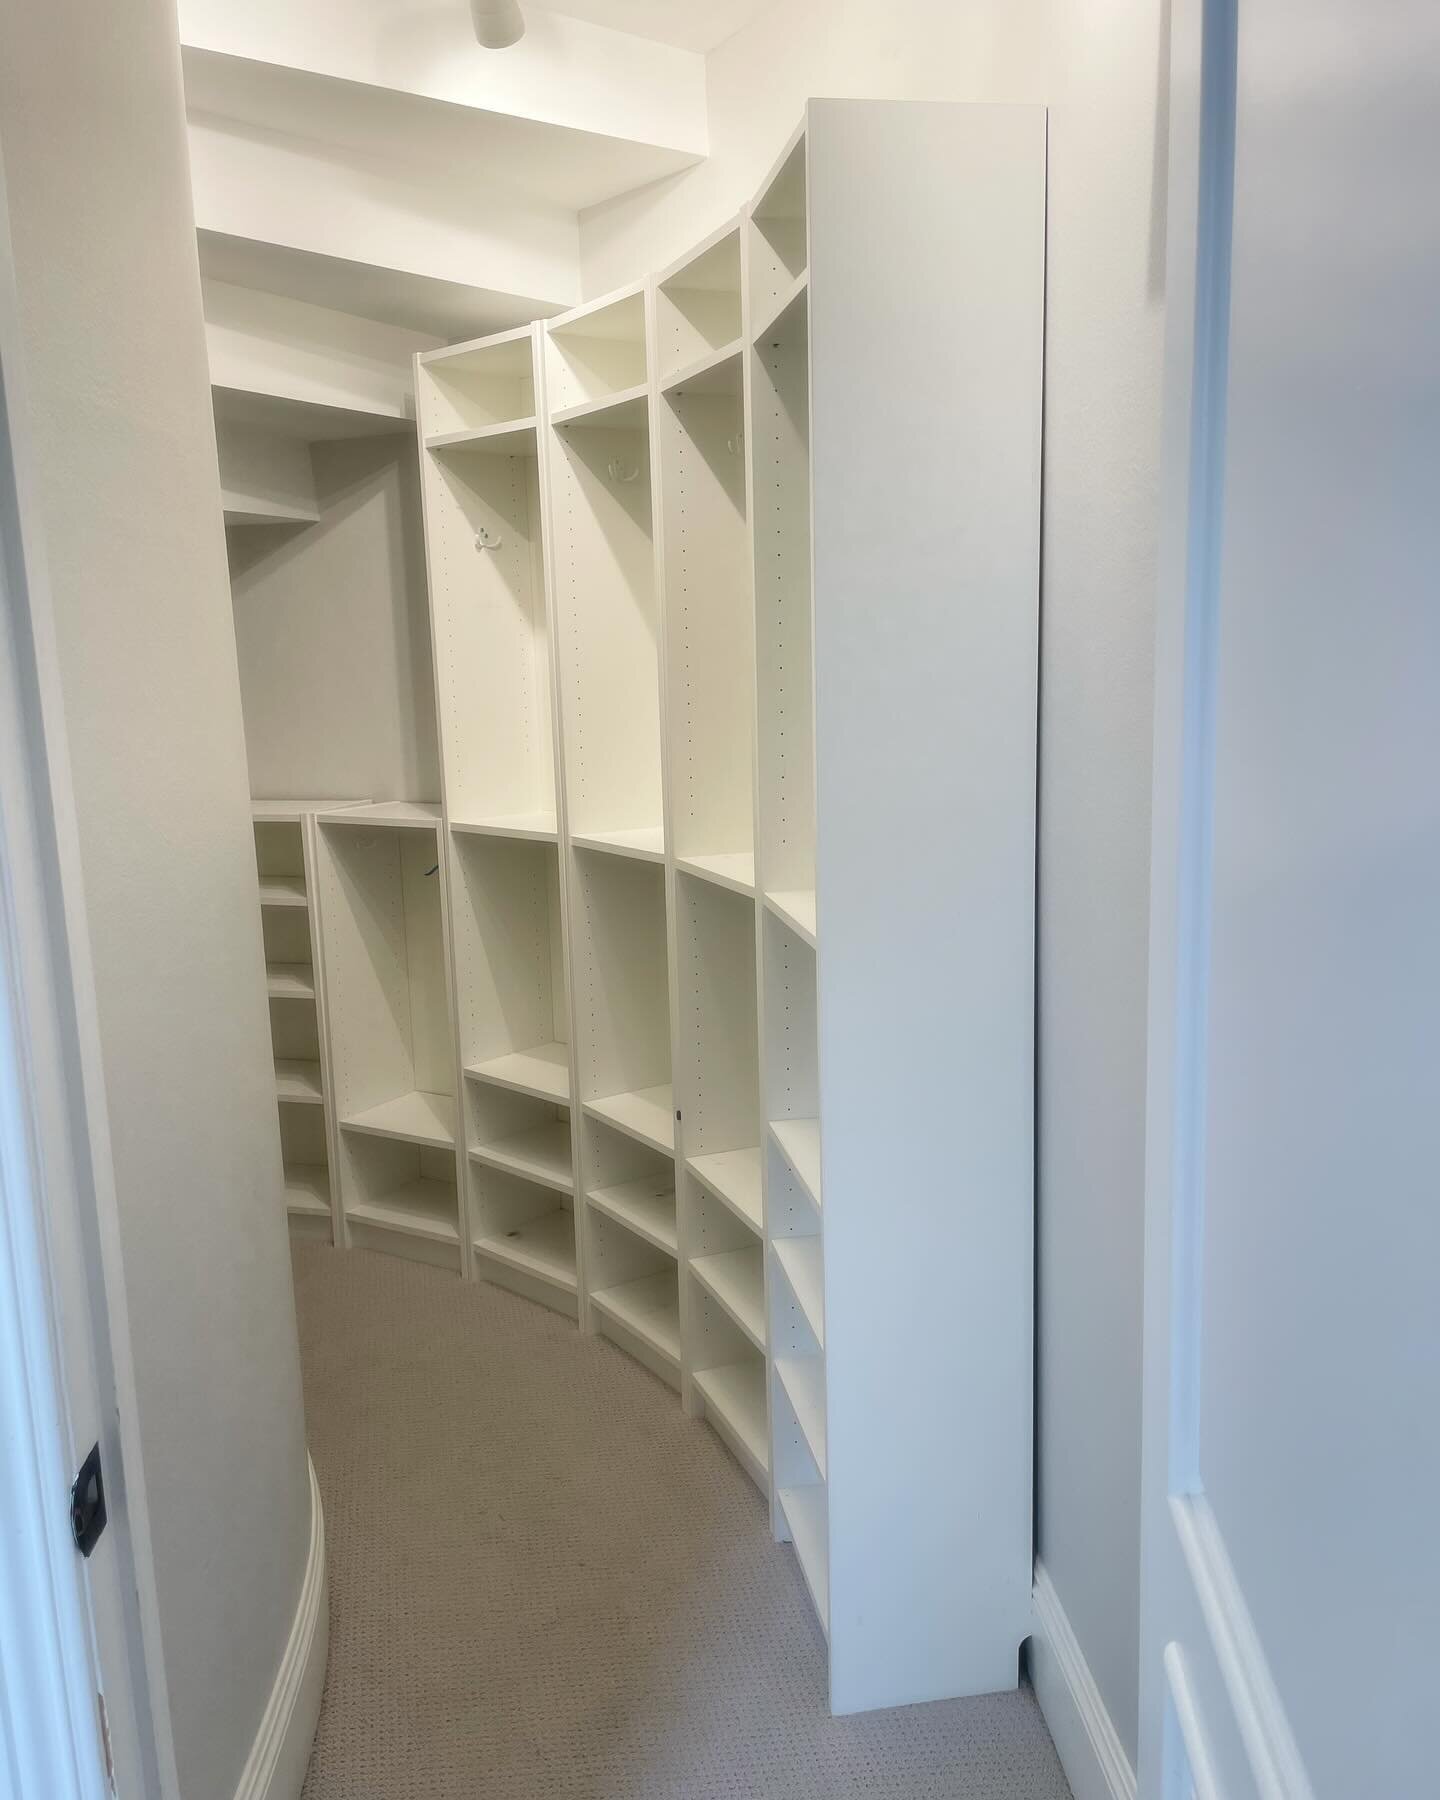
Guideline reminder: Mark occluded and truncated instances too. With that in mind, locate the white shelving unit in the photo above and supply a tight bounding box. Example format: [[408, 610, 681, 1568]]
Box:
[[240, 98, 1041, 1721]]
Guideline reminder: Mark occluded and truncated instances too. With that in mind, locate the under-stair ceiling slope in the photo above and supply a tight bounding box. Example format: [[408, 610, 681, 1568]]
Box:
[[180, 0, 717, 344]]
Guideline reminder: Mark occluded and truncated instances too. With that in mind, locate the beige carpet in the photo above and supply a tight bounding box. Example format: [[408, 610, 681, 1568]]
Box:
[[292, 1242, 1071, 1800]]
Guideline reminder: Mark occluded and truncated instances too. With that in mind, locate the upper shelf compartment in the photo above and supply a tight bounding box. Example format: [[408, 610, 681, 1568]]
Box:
[[655, 221, 742, 388], [419, 328, 537, 450], [544, 288, 648, 417], [749, 126, 807, 333]]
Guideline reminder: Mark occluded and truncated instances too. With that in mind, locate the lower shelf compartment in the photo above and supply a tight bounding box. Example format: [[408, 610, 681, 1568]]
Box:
[[347, 1178, 459, 1246], [584, 1085, 675, 1155], [283, 1164, 331, 1219], [690, 1245, 766, 1350], [275, 1058, 323, 1105], [342, 1089, 456, 1149], [469, 1120, 573, 1193], [779, 1484, 829, 1635], [688, 1146, 762, 1234], [772, 1235, 824, 1347], [776, 1354, 826, 1478], [587, 1179, 677, 1255], [474, 1209, 577, 1296], [591, 1270, 681, 1374], [694, 1358, 768, 1490]]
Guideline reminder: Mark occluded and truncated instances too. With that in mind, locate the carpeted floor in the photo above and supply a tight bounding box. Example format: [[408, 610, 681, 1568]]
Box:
[[292, 1241, 1071, 1800]]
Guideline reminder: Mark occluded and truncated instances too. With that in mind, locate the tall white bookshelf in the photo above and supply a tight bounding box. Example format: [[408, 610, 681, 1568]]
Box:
[[287, 97, 1046, 1717]]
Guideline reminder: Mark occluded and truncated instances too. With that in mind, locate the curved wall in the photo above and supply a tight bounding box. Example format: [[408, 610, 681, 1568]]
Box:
[[0, 1, 315, 1795]]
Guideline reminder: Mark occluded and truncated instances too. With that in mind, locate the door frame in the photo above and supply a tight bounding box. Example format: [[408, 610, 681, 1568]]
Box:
[[0, 144, 179, 1799]]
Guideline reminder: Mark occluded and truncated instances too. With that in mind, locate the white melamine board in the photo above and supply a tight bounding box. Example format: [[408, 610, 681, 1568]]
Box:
[[658, 379, 754, 867], [259, 874, 308, 908], [761, 910, 817, 1126], [655, 221, 743, 383], [275, 1057, 323, 1105], [750, 127, 808, 321], [449, 833, 569, 1074], [419, 329, 536, 435], [694, 1355, 768, 1486], [674, 876, 758, 1158], [569, 852, 671, 1109], [804, 100, 1043, 1709], [470, 1118, 573, 1194], [691, 1244, 766, 1350], [584, 1086, 674, 1156], [587, 1177, 678, 1257], [674, 850, 755, 897], [776, 1355, 826, 1479], [343, 1088, 456, 1149], [688, 1146, 762, 1234], [544, 288, 648, 412], [217, 420, 318, 528], [549, 420, 662, 841], [321, 801, 442, 828], [769, 1117, 821, 1209], [779, 1485, 829, 1632], [591, 1269, 681, 1364]]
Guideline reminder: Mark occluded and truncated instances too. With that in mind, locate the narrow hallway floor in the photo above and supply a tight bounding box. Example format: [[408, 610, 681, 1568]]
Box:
[[292, 1243, 1071, 1800]]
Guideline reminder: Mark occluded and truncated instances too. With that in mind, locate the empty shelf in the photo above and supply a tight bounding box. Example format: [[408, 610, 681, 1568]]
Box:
[[319, 801, 442, 830], [266, 961, 315, 1000], [776, 1355, 826, 1478], [773, 1236, 824, 1347], [253, 798, 368, 823], [465, 1044, 570, 1104], [275, 1059, 323, 1105], [570, 825, 666, 864], [660, 340, 742, 397], [769, 1118, 821, 1209], [584, 1085, 675, 1155], [550, 384, 649, 430], [591, 1271, 681, 1366], [690, 1244, 766, 1350], [470, 1121, 573, 1194], [779, 1485, 829, 1632], [342, 1090, 456, 1149], [259, 875, 308, 908], [688, 1146, 762, 1234], [450, 811, 558, 843], [283, 1165, 330, 1218], [425, 418, 537, 456], [675, 851, 755, 898], [349, 1179, 458, 1245], [764, 888, 816, 947], [694, 1359, 768, 1484], [474, 1210, 576, 1293], [224, 497, 318, 529], [752, 271, 809, 347], [587, 1178, 677, 1255]]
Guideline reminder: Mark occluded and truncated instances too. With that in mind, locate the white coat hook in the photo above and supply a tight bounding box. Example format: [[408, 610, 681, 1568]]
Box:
[[606, 457, 640, 484], [475, 526, 502, 551]]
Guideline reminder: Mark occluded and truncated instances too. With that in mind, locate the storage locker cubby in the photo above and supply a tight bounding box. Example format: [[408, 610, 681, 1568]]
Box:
[[467, 1083, 574, 1196], [544, 289, 647, 416], [660, 364, 754, 889], [449, 832, 570, 1104], [549, 410, 663, 858], [419, 330, 536, 441], [342, 1130, 460, 1272], [750, 129, 807, 335], [688, 1182, 766, 1353], [583, 1118, 677, 1258], [571, 851, 673, 1154], [585, 1207, 680, 1387], [471, 1165, 577, 1316], [656, 224, 743, 384]]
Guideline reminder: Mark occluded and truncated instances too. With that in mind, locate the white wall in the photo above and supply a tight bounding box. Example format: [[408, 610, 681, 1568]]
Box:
[[581, 0, 1167, 1768], [0, 3, 315, 1797], [229, 434, 442, 803]]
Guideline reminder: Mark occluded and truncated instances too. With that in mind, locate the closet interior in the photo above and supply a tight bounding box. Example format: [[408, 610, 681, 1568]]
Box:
[[224, 98, 1044, 1716]]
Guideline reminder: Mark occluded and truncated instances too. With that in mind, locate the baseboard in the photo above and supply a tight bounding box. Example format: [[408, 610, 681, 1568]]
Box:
[[1030, 1561, 1136, 1800], [232, 1455, 329, 1800]]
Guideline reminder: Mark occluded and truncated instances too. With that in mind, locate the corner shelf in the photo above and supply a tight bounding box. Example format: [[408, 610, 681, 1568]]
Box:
[[778, 1485, 828, 1634], [451, 814, 558, 844], [275, 1059, 323, 1105], [584, 1086, 675, 1156], [342, 1089, 456, 1150], [283, 1166, 331, 1218], [776, 1355, 826, 1479], [570, 826, 666, 864], [587, 1178, 678, 1256], [691, 1245, 766, 1350], [266, 961, 315, 1000], [474, 1210, 577, 1296], [772, 1236, 824, 1347], [349, 1179, 460, 1247], [318, 801, 442, 830], [259, 875, 308, 908], [688, 1147, 762, 1235], [466, 1044, 570, 1105], [550, 385, 649, 431], [660, 341, 742, 398], [470, 1121, 573, 1194], [674, 852, 755, 898], [694, 1359, 768, 1486], [763, 888, 816, 948], [768, 1118, 822, 1210], [424, 419, 537, 457], [591, 1271, 681, 1368]]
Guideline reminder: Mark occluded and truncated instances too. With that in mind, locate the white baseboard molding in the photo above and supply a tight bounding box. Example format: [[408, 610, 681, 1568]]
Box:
[[232, 1455, 328, 1800], [1030, 1561, 1136, 1800]]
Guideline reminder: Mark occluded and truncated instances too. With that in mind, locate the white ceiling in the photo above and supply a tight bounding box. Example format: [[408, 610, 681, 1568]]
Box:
[[506, 2, 774, 54]]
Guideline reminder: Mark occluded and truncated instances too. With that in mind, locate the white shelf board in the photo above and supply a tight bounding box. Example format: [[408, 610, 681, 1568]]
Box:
[[695, 1360, 768, 1486], [779, 1485, 829, 1634], [550, 384, 649, 431], [349, 1179, 459, 1246], [424, 418, 537, 457], [318, 800, 442, 830], [587, 1178, 677, 1256], [450, 812, 558, 844], [469, 1121, 573, 1194], [570, 825, 666, 864], [342, 1089, 456, 1150], [584, 1085, 675, 1156], [252, 798, 369, 823], [224, 497, 318, 528], [675, 851, 755, 898], [764, 888, 816, 948], [591, 1272, 681, 1367], [690, 1244, 766, 1350], [474, 1210, 576, 1294], [772, 1235, 824, 1348], [266, 961, 315, 1000], [275, 1059, 323, 1105], [751, 270, 809, 346], [259, 874, 308, 908], [687, 1146, 762, 1234], [212, 382, 411, 443], [768, 1118, 822, 1210], [660, 340, 742, 397], [283, 1165, 331, 1218], [776, 1355, 827, 1479], [465, 1043, 570, 1105]]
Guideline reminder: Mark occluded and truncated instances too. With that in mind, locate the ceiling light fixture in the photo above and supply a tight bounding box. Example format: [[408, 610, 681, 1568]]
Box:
[[471, 0, 525, 47]]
